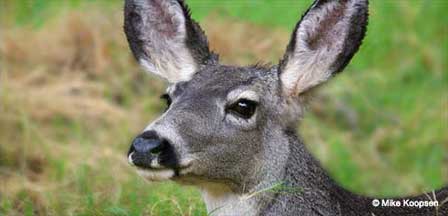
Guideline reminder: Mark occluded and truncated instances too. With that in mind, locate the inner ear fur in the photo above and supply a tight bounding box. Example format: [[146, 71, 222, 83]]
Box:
[[124, 0, 216, 83], [279, 0, 368, 96]]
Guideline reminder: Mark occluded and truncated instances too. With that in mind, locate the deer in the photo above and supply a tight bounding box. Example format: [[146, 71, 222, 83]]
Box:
[[123, 0, 448, 215]]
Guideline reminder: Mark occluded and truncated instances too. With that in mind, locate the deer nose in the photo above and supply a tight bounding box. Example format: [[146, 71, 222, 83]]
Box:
[[132, 131, 162, 154], [128, 130, 163, 167]]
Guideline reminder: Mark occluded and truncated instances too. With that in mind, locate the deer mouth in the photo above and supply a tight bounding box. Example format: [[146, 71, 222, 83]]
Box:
[[134, 165, 193, 181], [136, 168, 176, 181], [129, 152, 193, 181]]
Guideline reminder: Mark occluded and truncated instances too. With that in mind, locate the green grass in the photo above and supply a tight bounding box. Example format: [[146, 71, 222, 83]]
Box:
[[0, 0, 447, 215]]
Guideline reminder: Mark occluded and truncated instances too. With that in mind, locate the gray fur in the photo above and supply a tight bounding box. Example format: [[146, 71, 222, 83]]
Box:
[[124, 0, 448, 215]]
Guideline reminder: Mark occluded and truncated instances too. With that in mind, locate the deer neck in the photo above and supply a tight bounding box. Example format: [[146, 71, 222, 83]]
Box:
[[198, 129, 347, 216], [258, 130, 352, 215], [257, 130, 448, 216], [199, 129, 448, 215]]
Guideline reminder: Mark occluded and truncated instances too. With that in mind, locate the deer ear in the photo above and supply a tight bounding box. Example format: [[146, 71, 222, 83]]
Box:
[[124, 0, 215, 83], [279, 0, 368, 96]]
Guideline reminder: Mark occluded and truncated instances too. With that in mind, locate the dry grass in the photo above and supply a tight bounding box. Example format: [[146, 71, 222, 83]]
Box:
[[1, 9, 154, 215], [203, 14, 289, 65]]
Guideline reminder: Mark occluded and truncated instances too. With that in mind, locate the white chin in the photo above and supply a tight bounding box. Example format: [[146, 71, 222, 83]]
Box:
[[136, 169, 175, 181]]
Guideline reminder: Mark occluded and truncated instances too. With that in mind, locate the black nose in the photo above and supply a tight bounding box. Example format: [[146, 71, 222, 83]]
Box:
[[132, 131, 163, 155], [128, 130, 163, 168]]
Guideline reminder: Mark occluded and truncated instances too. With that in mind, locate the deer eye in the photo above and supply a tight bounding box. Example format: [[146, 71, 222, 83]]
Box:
[[226, 99, 258, 119], [160, 94, 172, 109]]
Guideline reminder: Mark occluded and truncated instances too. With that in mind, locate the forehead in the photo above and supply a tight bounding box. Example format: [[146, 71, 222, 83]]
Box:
[[170, 65, 278, 98]]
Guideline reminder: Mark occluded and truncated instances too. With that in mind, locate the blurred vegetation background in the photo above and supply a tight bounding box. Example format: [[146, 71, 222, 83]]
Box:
[[0, 0, 447, 215]]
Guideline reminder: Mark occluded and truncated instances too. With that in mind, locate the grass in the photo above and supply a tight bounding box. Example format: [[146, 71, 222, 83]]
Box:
[[0, 0, 447, 215]]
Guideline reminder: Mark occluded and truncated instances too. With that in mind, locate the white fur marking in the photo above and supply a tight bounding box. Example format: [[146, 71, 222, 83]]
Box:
[[128, 152, 135, 165], [227, 89, 260, 104], [137, 169, 175, 181], [200, 183, 257, 216], [150, 159, 162, 168]]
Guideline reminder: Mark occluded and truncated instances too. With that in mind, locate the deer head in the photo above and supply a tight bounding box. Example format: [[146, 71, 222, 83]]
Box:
[[124, 0, 369, 214]]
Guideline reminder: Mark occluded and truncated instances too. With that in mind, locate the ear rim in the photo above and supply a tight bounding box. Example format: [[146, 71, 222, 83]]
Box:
[[176, 0, 218, 67], [123, 0, 218, 83], [278, 0, 369, 95]]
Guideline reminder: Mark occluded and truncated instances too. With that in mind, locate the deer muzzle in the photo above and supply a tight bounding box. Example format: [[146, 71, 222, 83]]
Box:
[[128, 130, 179, 170]]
